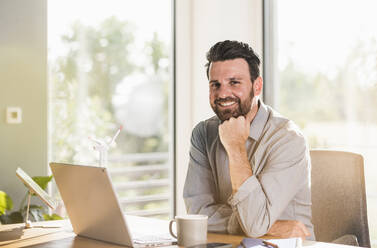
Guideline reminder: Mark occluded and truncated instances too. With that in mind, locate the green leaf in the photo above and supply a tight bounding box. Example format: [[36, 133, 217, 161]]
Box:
[[0, 191, 13, 215], [29, 207, 44, 222], [43, 213, 63, 221], [20, 204, 44, 222], [21, 204, 42, 214], [32, 175, 53, 190], [0, 211, 23, 224]]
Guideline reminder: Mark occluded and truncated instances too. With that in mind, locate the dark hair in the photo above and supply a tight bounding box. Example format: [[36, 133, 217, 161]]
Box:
[[205, 40, 261, 81]]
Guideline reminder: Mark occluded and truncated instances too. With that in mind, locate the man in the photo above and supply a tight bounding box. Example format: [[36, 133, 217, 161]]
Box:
[[183, 40, 314, 240]]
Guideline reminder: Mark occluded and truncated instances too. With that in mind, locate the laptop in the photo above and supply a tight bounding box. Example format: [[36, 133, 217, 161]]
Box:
[[49, 162, 176, 247]]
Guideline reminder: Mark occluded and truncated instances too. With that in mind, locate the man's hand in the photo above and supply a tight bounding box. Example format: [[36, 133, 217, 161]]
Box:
[[219, 116, 252, 193], [267, 220, 310, 240], [218, 116, 250, 151]]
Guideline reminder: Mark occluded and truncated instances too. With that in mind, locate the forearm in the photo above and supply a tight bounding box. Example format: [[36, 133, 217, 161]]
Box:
[[224, 145, 270, 236], [219, 115, 253, 194], [225, 144, 270, 236], [227, 145, 253, 194]]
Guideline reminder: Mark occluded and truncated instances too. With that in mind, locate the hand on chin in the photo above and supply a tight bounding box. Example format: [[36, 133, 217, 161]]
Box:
[[218, 115, 250, 151]]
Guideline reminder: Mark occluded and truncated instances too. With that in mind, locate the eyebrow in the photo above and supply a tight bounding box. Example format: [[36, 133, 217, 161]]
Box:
[[229, 77, 242, 81], [209, 77, 242, 83]]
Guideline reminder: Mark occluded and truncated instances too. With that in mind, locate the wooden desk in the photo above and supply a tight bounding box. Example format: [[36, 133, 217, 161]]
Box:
[[0, 220, 357, 248]]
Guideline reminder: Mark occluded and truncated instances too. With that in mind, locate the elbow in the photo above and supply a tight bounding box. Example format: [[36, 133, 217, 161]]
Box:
[[237, 212, 271, 238]]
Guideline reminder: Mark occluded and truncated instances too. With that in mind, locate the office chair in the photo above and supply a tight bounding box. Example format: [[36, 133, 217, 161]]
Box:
[[310, 150, 370, 247]]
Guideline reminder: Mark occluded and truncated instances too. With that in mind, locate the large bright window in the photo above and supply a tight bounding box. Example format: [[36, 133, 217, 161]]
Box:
[[48, 0, 174, 219], [266, 0, 377, 245]]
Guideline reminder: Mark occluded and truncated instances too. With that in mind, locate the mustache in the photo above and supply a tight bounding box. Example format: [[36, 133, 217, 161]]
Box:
[[214, 97, 240, 104]]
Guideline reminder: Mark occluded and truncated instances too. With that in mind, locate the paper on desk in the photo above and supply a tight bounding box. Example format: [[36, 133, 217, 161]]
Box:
[[239, 237, 301, 248], [265, 238, 302, 248], [301, 240, 361, 248]]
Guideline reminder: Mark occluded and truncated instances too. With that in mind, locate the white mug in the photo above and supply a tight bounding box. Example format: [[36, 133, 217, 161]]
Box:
[[169, 214, 208, 246]]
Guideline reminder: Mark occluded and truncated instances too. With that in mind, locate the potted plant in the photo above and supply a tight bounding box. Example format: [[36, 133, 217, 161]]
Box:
[[0, 175, 62, 224]]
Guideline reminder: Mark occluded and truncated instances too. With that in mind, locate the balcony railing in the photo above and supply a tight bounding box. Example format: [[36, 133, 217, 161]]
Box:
[[108, 152, 171, 218]]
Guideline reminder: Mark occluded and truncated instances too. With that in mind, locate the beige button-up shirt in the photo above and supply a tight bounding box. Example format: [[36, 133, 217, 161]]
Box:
[[183, 101, 315, 239]]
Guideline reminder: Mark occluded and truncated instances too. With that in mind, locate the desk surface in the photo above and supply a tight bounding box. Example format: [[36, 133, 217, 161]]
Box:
[[0, 220, 357, 248]]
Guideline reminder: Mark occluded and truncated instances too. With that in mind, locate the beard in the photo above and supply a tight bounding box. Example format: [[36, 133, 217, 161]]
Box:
[[211, 88, 254, 122]]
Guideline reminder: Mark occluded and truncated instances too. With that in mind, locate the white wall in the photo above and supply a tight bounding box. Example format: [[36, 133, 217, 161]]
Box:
[[175, 0, 263, 215], [0, 0, 47, 207]]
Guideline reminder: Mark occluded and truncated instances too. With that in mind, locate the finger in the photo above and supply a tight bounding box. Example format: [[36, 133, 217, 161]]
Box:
[[298, 221, 310, 236], [221, 119, 229, 125], [237, 115, 245, 121], [301, 225, 310, 236], [293, 229, 306, 240]]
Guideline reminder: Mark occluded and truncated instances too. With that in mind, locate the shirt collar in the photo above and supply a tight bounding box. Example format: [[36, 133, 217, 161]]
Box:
[[249, 100, 269, 141]]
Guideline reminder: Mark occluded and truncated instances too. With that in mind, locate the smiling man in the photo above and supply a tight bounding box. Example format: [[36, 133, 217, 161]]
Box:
[[183, 40, 315, 240]]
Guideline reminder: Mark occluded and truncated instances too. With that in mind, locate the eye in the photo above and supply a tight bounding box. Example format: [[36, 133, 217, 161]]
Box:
[[230, 80, 240, 85], [210, 82, 221, 89]]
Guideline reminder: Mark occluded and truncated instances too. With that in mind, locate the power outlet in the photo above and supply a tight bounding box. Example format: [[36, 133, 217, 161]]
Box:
[[6, 107, 22, 124]]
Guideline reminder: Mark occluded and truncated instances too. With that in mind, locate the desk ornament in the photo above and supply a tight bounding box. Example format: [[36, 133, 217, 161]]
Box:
[[15, 167, 57, 229], [89, 125, 122, 167]]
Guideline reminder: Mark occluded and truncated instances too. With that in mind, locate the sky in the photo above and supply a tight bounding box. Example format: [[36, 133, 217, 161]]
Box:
[[277, 0, 377, 77]]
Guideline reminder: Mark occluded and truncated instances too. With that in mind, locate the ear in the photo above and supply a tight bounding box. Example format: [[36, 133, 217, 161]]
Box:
[[253, 76, 263, 96]]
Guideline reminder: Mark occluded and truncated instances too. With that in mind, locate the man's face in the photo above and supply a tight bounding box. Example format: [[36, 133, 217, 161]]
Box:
[[209, 58, 254, 122]]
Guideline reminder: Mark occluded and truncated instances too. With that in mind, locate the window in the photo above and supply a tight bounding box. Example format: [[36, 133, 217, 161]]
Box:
[[265, 0, 377, 245], [48, 0, 174, 219]]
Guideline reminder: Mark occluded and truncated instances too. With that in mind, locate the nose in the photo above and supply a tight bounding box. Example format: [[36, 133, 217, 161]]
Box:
[[217, 85, 232, 99]]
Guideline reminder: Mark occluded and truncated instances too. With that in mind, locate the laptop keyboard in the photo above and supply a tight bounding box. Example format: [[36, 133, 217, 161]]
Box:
[[133, 233, 176, 245]]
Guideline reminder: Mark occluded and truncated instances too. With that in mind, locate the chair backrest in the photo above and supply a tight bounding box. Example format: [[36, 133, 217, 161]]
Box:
[[310, 150, 370, 247]]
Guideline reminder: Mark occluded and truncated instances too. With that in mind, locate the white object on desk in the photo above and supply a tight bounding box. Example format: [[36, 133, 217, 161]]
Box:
[[302, 240, 360, 247], [89, 125, 122, 167], [261, 238, 359, 248], [265, 238, 301, 248]]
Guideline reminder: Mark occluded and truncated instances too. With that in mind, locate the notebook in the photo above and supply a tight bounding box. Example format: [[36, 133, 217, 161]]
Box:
[[239, 237, 301, 248], [50, 162, 176, 247]]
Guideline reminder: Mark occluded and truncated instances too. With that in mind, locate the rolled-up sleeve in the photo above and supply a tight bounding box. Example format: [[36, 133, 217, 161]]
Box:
[[228, 129, 310, 237]]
